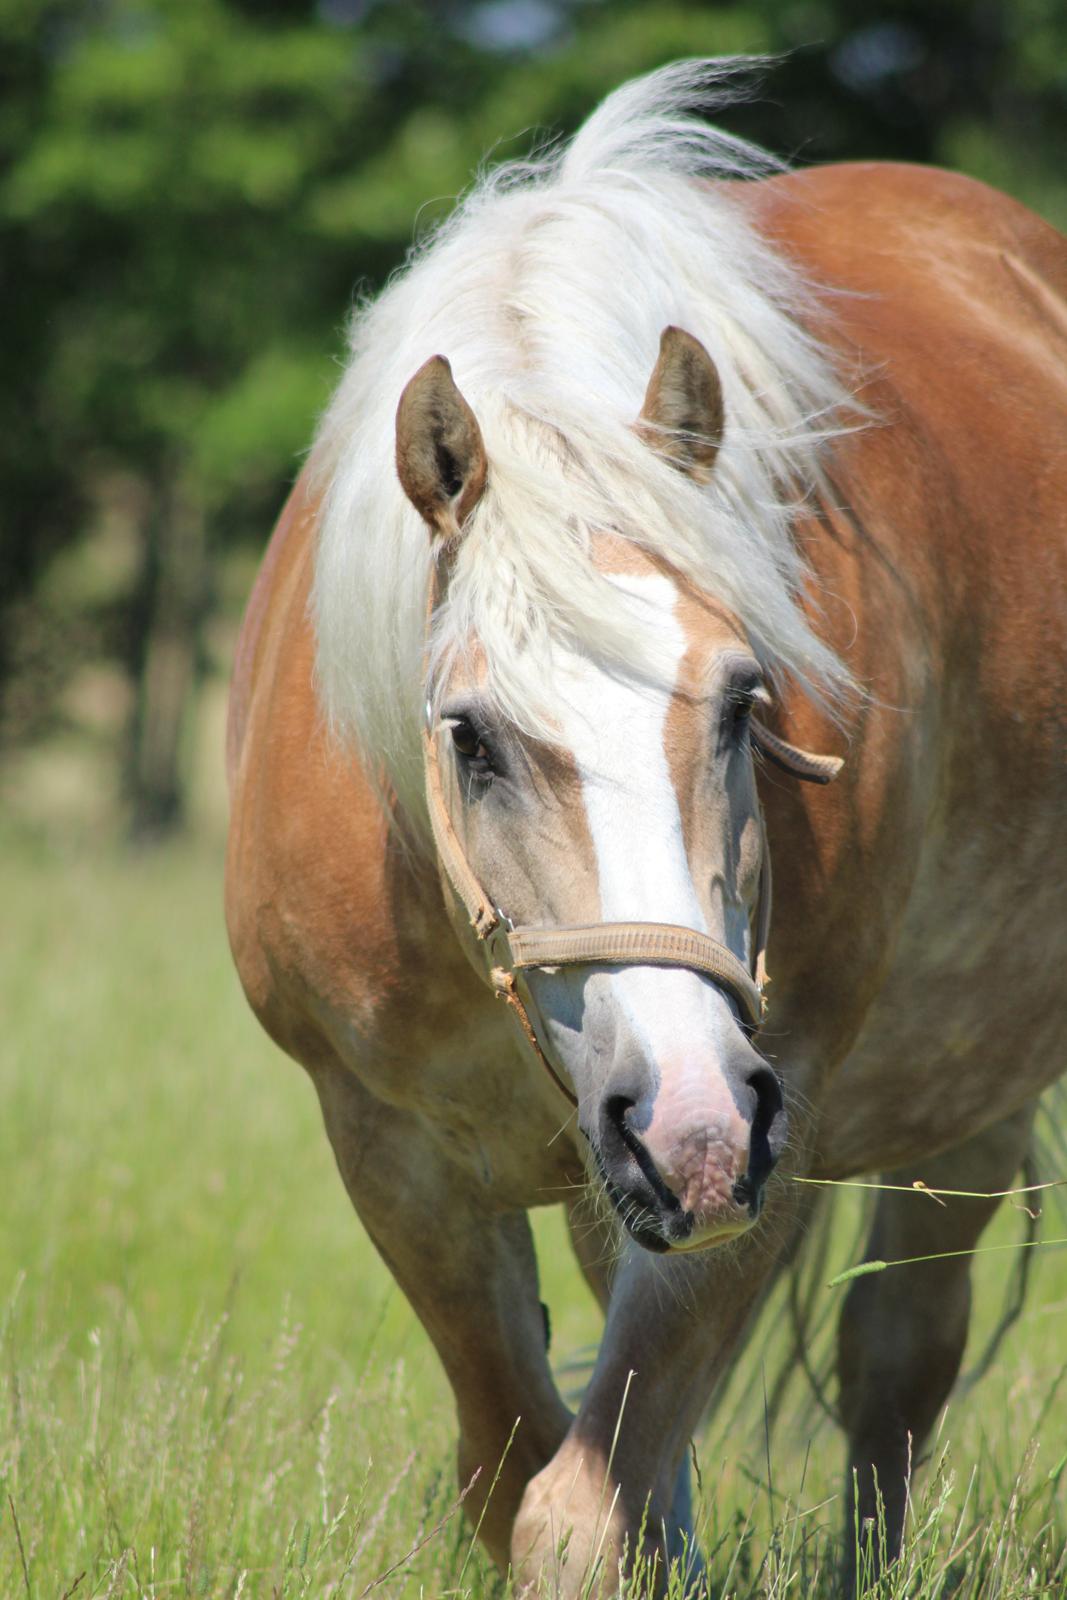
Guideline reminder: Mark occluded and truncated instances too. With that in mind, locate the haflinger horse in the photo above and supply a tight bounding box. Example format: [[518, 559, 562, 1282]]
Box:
[[226, 61, 1067, 1595]]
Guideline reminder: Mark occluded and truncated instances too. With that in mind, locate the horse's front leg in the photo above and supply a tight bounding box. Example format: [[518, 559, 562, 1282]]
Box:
[[562, 1193, 706, 1586], [511, 1221, 791, 1595], [312, 1054, 572, 1571]]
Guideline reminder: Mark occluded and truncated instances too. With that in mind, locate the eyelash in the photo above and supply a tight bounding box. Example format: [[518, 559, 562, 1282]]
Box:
[[722, 684, 762, 741]]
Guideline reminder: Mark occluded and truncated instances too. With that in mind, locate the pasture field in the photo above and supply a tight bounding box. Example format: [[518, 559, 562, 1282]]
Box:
[[1, 824, 1064, 1598]]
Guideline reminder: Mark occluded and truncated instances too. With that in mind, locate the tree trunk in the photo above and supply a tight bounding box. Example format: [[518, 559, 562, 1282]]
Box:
[[124, 474, 208, 841]]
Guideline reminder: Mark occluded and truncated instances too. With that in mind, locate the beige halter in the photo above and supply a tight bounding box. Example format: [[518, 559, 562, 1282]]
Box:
[[421, 557, 842, 1107]]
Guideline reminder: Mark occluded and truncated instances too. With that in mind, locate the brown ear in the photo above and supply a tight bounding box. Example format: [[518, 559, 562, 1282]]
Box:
[[395, 355, 488, 543], [636, 325, 724, 481]]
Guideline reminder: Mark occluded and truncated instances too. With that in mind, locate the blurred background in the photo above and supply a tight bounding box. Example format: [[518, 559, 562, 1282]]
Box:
[[3, 0, 1067, 848]]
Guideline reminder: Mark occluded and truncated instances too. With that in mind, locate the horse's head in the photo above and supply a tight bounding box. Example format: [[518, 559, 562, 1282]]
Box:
[[396, 329, 791, 1253]]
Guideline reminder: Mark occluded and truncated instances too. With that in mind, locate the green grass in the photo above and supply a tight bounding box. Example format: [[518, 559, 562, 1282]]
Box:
[[1, 827, 1064, 1598]]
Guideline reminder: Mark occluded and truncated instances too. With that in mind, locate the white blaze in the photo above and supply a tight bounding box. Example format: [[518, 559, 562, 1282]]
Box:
[[556, 574, 740, 1063]]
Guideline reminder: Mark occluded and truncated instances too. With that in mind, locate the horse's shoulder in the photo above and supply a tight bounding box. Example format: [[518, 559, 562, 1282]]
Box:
[[224, 471, 400, 1064]]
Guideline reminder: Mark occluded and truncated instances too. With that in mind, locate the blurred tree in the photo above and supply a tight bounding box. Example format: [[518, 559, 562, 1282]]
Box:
[[2, 0, 1064, 838], [3, 0, 363, 832]]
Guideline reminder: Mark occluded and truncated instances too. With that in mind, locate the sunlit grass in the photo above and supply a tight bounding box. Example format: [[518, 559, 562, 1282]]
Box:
[[1, 828, 1063, 1596]]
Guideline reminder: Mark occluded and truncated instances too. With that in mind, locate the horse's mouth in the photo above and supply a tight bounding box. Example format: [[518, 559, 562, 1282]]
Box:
[[594, 1148, 760, 1254], [599, 1169, 673, 1253]]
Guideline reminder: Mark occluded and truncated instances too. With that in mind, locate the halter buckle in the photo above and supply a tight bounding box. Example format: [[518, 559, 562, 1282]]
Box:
[[485, 909, 515, 974]]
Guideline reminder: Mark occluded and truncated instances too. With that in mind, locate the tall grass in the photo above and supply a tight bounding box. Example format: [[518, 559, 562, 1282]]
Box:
[[1, 827, 1064, 1596]]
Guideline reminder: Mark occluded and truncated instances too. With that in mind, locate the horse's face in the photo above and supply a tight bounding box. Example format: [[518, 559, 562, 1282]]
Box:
[[442, 546, 783, 1251], [396, 329, 786, 1253]]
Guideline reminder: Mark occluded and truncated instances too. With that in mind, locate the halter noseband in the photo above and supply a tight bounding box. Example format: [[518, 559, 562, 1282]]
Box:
[[420, 559, 842, 1108]]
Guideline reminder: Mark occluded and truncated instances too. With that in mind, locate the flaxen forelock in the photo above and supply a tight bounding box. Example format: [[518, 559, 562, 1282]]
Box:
[[311, 58, 860, 830]]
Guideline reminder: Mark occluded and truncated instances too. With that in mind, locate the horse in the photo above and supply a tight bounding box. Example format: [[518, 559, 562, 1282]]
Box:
[[225, 61, 1067, 1595]]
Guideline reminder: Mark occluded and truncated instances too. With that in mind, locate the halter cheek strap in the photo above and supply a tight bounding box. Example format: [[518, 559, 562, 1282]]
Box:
[[420, 562, 843, 1107]]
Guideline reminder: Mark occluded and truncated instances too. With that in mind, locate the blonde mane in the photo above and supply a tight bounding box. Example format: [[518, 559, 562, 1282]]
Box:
[[311, 59, 857, 828]]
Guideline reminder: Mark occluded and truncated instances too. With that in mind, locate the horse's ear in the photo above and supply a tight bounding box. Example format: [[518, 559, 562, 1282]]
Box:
[[636, 326, 724, 481], [396, 355, 488, 543]]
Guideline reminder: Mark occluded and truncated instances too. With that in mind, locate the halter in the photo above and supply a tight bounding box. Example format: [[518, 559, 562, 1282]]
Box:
[[420, 555, 842, 1108]]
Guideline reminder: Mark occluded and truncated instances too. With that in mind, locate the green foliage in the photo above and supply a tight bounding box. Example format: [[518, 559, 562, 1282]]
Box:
[[5, 1, 362, 510]]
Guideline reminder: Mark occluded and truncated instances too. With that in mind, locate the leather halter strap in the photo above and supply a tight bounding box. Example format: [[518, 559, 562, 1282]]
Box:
[[420, 555, 841, 1106]]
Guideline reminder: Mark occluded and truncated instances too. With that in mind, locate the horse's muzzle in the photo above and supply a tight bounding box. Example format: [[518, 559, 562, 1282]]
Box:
[[593, 1053, 787, 1252]]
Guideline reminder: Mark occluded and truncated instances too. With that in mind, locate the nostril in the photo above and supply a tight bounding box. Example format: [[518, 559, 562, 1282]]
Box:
[[604, 1093, 636, 1136], [747, 1063, 784, 1138], [742, 1063, 788, 1203], [599, 1092, 637, 1168], [601, 1095, 634, 1163], [599, 1091, 683, 1222], [603, 1090, 655, 1139]]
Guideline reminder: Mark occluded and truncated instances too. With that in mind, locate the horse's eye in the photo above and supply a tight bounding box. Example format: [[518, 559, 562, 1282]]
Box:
[[725, 691, 755, 737], [449, 719, 493, 775], [450, 720, 480, 757], [720, 668, 771, 749]]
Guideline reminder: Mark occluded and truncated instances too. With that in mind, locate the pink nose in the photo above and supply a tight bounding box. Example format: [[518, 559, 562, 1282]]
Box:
[[642, 1104, 752, 1243], [595, 1055, 785, 1251]]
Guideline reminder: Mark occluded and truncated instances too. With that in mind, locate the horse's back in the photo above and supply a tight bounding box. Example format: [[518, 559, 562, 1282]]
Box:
[[757, 161, 1067, 734], [756, 160, 1067, 332]]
